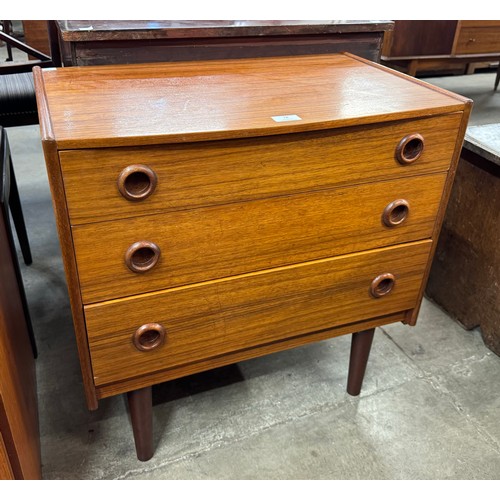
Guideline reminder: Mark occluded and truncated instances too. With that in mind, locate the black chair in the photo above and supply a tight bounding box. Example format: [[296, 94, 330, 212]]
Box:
[[0, 21, 61, 264], [1, 126, 36, 357], [0, 21, 60, 127]]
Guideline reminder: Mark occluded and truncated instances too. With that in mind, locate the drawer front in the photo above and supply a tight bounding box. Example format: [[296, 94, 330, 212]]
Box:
[[73, 173, 446, 304], [455, 26, 500, 54], [85, 240, 432, 386], [59, 114, 461, 224]]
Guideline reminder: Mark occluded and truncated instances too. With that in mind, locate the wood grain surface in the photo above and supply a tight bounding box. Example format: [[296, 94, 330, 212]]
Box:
[[426, 153, 500, 355], [0, 430, 14, 479], [381, 21, 458, 58], [0, 209, 40, 479], [72, 173, 445, 304], [59, 113, 461, 225], [57, 20, 394, 42], [68, 34, 385, 68], [38, 53, 466, 149], [454, 26, 500, 55], [85, 240, 432, 386], [34, 67, 98, 408], [94, 311, 405, 399], [406, 100, 472, 325]]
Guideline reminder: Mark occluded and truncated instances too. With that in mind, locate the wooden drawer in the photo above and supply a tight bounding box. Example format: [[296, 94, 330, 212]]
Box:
[[85, 240, 432, 386], [455, 26, 500, 55], [59, 113, 461, 224], [73, 172, 446, 304]]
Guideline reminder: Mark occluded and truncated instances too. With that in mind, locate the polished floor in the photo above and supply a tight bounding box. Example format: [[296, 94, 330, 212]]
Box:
[[5, 68, 500, 479]]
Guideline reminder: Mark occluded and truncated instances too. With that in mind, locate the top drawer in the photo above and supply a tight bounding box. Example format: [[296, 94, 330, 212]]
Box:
[[59, 113, 461, 225]]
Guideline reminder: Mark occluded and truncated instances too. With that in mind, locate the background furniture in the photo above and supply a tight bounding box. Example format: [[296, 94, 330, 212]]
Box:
[[1, 128, 32, 266], [0, 21, 61, 330], [1, 128, 35, 356], [22, 21, 51, 61], [426, 124, 500, 356], [0, 21, 60, 128], [382, 20, 500, 85], [0, 21, 14, 61], [55, 20, 393, 66], [34, 54, 470, 461], [0, 128, 41, 480]]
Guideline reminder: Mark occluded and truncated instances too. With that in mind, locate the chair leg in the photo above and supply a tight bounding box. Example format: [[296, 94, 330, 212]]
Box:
[[495, 61, 500, 91], [12, 254, 38, 359], [347, 328, 375, 396], [8, 160, 32, 265], [6, 42, 13, 62]]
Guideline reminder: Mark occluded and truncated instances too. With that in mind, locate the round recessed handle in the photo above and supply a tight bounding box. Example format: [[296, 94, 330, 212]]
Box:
[[125, 241, 161, 273], [133, 323, 166, 352], [382, 199, 410, 227], [370, 273, 396, 298], [117, 164, 157, 201], [396, 134, 425, 165]]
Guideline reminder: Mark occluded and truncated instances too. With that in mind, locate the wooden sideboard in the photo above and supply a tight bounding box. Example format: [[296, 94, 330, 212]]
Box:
[[382, 20, 500, 78], [55, 20, 393, 66], [34, 54, 471, 461]]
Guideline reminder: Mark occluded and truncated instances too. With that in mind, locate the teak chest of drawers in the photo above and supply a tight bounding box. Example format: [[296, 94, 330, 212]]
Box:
[[34, 53, 471, 461]]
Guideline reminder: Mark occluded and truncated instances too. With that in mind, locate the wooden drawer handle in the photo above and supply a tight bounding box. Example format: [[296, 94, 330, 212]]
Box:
[[117, 164, 157, 201], [396, 134, 424, 164], [370, 273, 395, 298], [125, 241, 161, 273], [133, 323, 166, 351], [382, 199, 410, 227]]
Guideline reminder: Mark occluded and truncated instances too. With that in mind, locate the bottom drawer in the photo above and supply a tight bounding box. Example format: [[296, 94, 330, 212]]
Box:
[[85, 240, 432, 386]]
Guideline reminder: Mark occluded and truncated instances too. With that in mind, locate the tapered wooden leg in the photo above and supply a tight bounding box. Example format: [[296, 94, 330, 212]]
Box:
[[347, 328, 375, 396], [127, 386, 154, 461], [495, 61, 500, 91]]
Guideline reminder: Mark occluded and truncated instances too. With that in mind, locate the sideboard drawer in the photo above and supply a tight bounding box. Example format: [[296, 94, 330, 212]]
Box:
[[85, 240, 432, 386], [455, 26, 500, 55], [73, 173, 446, 304], [59, 113, 461, 224]]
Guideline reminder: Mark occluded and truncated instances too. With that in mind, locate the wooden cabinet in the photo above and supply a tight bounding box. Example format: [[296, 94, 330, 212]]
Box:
[[55, 20, 393, 66], [426, 124, 500, 356], [382, 20, 500, 76], [33, 54, 471, 461], [0, 169, 41, 479]]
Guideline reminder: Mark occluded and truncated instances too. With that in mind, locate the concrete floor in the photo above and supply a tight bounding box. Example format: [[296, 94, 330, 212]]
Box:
[[5, 70, 500, 479]]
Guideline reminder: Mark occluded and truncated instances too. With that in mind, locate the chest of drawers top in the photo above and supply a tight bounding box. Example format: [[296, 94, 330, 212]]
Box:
[[34, 53, 467, 149]]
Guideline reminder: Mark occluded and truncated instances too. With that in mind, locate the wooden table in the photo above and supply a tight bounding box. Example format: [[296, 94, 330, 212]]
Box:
[[55, 20, 393, 66], [426, 124, 500, 355], [34, 53, 470, 461]]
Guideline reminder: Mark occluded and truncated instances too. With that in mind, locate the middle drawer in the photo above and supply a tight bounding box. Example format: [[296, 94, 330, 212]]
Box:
[[73, 172, 446, 304]]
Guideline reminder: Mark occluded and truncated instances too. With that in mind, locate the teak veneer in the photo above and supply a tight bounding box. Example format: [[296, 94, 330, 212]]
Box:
[[34, 53, 471, 461]]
